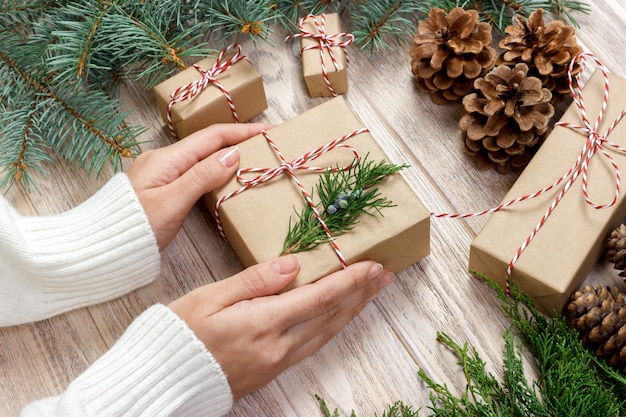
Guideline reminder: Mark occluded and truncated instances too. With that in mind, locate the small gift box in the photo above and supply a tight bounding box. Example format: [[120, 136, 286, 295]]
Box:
[[205, 96, 430, 288], [290, 13, 353, 98], [469, 68, 626, 316], [153, 44, 267, 139]]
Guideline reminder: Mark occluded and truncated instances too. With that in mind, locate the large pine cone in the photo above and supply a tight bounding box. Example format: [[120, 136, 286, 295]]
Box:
[[497, 9, 583, 103], [410, 7, 496, 104], [459, 63, 554, 173], [567, 285, 626, 372], [606, 224, 626, 277]]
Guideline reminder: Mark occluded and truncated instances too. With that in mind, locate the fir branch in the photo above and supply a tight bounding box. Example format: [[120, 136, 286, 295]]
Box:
[[0, 103, 54, 192], [281, 155, 408, 255], [0, 0, 63, 29], [546, 0, 592, 28], [0, 35, 143, 191], [274, 0, 339, 27], [205, 0, 278, 44], [349, 0, 427, 52], [417, 0, 590, 32], [40, 0, 212, 90]]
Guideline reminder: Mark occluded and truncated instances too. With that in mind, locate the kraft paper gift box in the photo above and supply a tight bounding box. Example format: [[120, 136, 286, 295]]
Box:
[[205, 96, 430, 288], [298, 13, 350, 98], [153, 47, 267, 139], [469, 69, 626, 316]]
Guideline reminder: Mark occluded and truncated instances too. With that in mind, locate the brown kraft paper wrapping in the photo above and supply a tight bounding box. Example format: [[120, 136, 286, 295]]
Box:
[[205, 96, 430, 288], [469, 70, 626, 316], [153, 51, 267, 139], [300, 13, 349, 98]]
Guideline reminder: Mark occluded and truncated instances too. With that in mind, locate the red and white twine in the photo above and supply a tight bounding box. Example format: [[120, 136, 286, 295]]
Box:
[[286, 13, 354, 96], [433, 52, 626, 294], [214, 128, 369, 268], [166, 44, 247, 138]]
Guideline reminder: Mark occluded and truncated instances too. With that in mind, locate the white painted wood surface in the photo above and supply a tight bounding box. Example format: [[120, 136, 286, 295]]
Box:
[[2, 4, 625, 415]]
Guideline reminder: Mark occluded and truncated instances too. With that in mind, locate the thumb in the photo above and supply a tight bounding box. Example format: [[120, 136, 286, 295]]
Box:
[[173, 146, 241, 211], [211, 255, 301, 307]]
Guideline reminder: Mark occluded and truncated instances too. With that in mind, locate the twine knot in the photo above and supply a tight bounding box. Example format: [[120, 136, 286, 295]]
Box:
[[167, 44, 247, 138], [215, 128, 369, 268]]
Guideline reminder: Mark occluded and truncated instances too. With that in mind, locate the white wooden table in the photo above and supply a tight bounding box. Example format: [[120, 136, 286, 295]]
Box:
[[2, 3, 626, 415]]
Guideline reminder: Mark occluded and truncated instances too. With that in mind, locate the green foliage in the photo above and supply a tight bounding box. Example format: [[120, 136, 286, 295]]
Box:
[[281, 156, 408, 255], [317, 395, 419, 417], [480, 274, 626, 416], [316, 275, 626, 417], [0, 27, 144, 192]]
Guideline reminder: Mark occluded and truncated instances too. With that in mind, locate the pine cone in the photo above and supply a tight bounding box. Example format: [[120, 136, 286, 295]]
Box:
[[459, 63, 554, 173], [410, 7, 496, 104], [606, 224, 626, 277], [567, 285, 626, 372], [497, 9, 583, 103]]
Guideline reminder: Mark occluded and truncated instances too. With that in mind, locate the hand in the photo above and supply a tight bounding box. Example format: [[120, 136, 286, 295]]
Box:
[[127, 123, 270, 250], [168, 255, 394, 399]]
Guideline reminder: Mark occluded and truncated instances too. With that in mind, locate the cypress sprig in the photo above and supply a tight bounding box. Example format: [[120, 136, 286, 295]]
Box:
[[316, 275, 626, 416], [281, 155, 408, 255]]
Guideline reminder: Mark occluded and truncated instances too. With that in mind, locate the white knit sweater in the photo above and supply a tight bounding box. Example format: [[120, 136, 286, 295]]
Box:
[[1, 174, 233, 417]]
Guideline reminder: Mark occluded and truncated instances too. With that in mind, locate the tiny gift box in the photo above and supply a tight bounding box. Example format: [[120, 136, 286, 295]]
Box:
[[294, 13, 352, 98], [153, 45, 267, 139], [469, 69, 626, 316], [205, 96, 430, 288]]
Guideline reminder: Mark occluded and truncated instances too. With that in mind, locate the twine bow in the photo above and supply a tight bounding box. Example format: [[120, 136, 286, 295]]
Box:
[[433, 52, 626, 294], [286, 13, 354, 96], [167, 44, 247, 138], [214, 128, 369, 268]]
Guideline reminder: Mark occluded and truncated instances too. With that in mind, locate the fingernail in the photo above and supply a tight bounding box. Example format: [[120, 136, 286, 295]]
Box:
[[367, 263, 384, 280], [218, 146, 239, 168], [379, 272, 395, 288], [271, 254, 301, 276]]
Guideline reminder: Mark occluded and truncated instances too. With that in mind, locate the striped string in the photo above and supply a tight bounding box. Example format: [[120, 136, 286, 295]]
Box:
[[214, 128, 370, 268], [286, 13, 354, 96], [433, 52, 626, 295], [167, 44, 247, 138]]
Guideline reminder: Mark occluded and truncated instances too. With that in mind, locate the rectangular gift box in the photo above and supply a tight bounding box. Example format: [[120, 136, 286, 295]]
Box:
[[205, 96, 430, 288], [153, 51, 267, 139], [300, 13, 349, 98], [469, 70, 626, 316]]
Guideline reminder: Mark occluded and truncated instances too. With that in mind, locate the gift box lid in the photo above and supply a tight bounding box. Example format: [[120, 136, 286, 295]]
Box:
[[206, 96, 431, 287]]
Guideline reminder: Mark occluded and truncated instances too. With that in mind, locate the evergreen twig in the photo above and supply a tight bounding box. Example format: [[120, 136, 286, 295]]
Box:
[[316, 275, 626, 416], [281, 155, 408, 255]]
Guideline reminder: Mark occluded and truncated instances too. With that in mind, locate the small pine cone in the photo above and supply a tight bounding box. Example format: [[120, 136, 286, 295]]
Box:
[[410, 7, 496, 104], [459, 63, 554, 173], [567, 285, 626, 372], [496, 9, 583, 103], [606, 224, 626, 277]]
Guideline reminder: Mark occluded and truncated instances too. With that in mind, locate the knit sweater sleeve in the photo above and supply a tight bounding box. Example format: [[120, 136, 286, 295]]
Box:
[[0, 173, 161, 327], [19, 304, 234, 417]]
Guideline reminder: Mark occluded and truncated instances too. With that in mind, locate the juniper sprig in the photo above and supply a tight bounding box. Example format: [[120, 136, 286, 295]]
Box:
[[316, 275, 626, 416], [280, 155, 408, 255]]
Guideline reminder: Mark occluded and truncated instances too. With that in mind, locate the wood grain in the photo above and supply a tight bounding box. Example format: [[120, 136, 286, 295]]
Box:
[[1, 4, 625, 415]]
